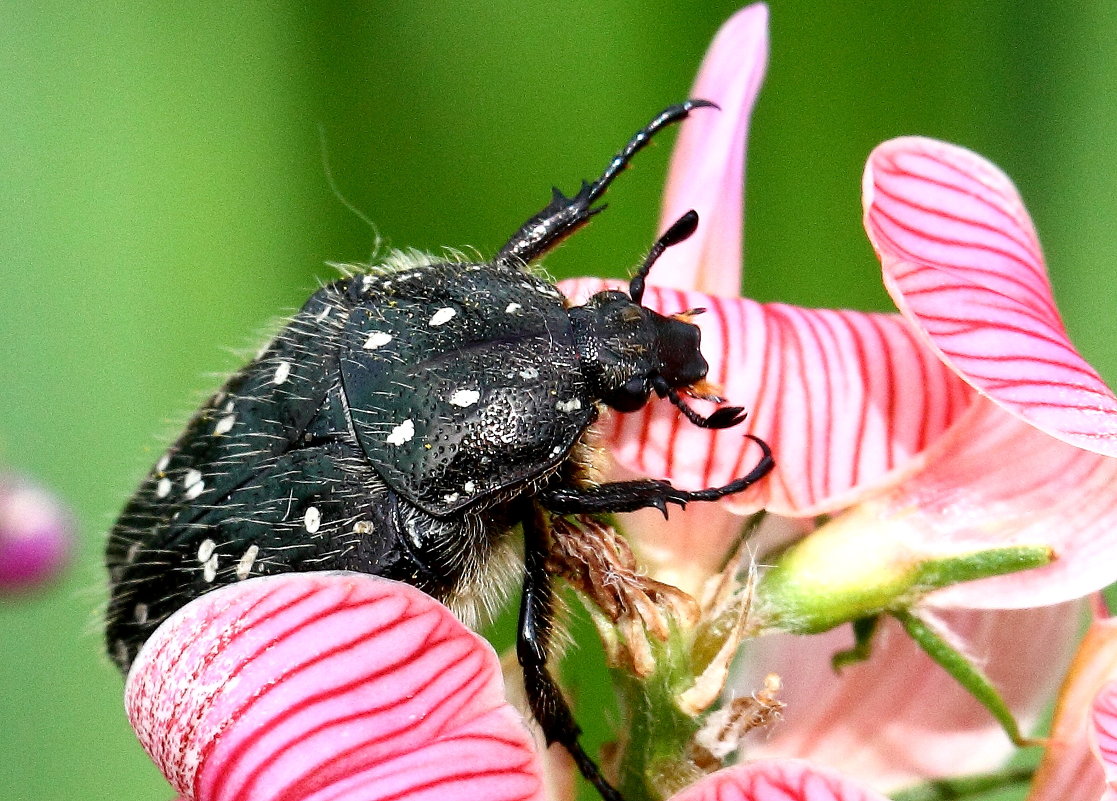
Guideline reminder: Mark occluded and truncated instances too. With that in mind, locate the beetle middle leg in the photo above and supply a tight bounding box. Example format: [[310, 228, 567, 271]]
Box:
[[518, 500, 625, 801], [495, 100, 716, 269]]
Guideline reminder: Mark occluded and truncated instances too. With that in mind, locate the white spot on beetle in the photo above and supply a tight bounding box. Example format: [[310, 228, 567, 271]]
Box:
[[448, 389, 480, 408], [272, 360, 292, 385], [551, 445, 564, 456], [364, 331, 393, 350], [505, 302, 522, 314], [304, 506, 322, 534], [463, 480, 476, 494], [236, 544, 259, 579], [155, 454, 170, 473], [556, 398, 582, 413], [203, 554, 218, 583], [114, 640, 130, 666], [429, 307, 456, 326], [443, 492, 460, 504], [134, 603, 149, 625], [184, 478, 205, 500], [352, 520, 372, 535], [197, 539, 216, 563], [156, 478, 171, 498], [387, 419, 415, 445], [213, 414, 236, 435], [519, 367, 539, 380], [184, 469, 203, 490]]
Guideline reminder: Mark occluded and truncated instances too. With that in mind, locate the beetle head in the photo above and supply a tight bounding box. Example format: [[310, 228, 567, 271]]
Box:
[[570, 211, 746, 430]]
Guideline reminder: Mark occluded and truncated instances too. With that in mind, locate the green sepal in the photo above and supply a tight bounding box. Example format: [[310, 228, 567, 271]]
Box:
[[831, 615, 882, 671], [757, 523, 1052, 634]]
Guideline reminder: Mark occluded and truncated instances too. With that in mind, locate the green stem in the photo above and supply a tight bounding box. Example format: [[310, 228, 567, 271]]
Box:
[[611, 633, 705, 801], [889, 766, 1035, 800], [893, 610, 1038, 747]]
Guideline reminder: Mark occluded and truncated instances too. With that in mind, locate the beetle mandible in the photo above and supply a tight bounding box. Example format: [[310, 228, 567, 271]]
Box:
[[106, 100, 774, 801]]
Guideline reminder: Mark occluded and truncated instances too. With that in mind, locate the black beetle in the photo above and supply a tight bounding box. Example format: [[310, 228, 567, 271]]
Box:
[[106, 100, 773, 801]]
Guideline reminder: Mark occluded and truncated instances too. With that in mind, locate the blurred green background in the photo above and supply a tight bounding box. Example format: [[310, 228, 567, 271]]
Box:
[[2, 2, 1115, 800]]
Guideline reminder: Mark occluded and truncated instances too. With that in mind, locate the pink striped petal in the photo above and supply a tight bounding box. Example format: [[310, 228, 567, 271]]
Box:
[[864, 137, 1117, 457], [653, 3, 768, 296], [1028, 615, 1117, 801], [1093, 680, 1117, 792], [737, 604, 1079, 791], [560, 277, 972, 517], [125, 572, 543, 801], [668, 761, 889, 801], [865, 397, 1117, 609]]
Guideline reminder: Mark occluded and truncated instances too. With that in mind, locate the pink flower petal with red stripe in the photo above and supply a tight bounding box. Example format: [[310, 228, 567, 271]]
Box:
[[561, 277, 972, 517], [1028, 613, 1117, 801], [869, 397, 1117, 609], [667, 761, 889, 801], [653, 2, 768, 297], [125, 572, 544, 801], [1094, 680, 1117, 794], [864, 137, 1117, 457]]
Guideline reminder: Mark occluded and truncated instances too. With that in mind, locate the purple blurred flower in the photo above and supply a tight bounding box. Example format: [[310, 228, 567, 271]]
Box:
[[0, 473, 72, 592]]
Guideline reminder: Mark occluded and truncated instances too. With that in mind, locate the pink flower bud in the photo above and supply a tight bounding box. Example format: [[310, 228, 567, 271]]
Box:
[[0, 474, 72, 592]]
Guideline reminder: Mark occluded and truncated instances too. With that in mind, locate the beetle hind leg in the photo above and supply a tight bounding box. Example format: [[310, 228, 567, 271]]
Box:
[[495, 100, 716, 269]]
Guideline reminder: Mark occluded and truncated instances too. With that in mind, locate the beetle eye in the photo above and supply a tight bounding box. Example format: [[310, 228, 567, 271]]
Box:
[[603, 377, 650, 412]]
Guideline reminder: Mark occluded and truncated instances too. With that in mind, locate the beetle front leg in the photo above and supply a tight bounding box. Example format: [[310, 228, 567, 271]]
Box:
[[519, 502, 625, 801], [495, 100, 715, 269], [540, 435, 773, 517]]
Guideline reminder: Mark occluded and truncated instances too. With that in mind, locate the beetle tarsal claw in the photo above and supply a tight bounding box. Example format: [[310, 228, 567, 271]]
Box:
[[547, 514, 699, 660]]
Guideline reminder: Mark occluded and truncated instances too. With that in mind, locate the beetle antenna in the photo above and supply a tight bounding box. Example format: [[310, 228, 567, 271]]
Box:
[[630, 209, 699, 305]]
